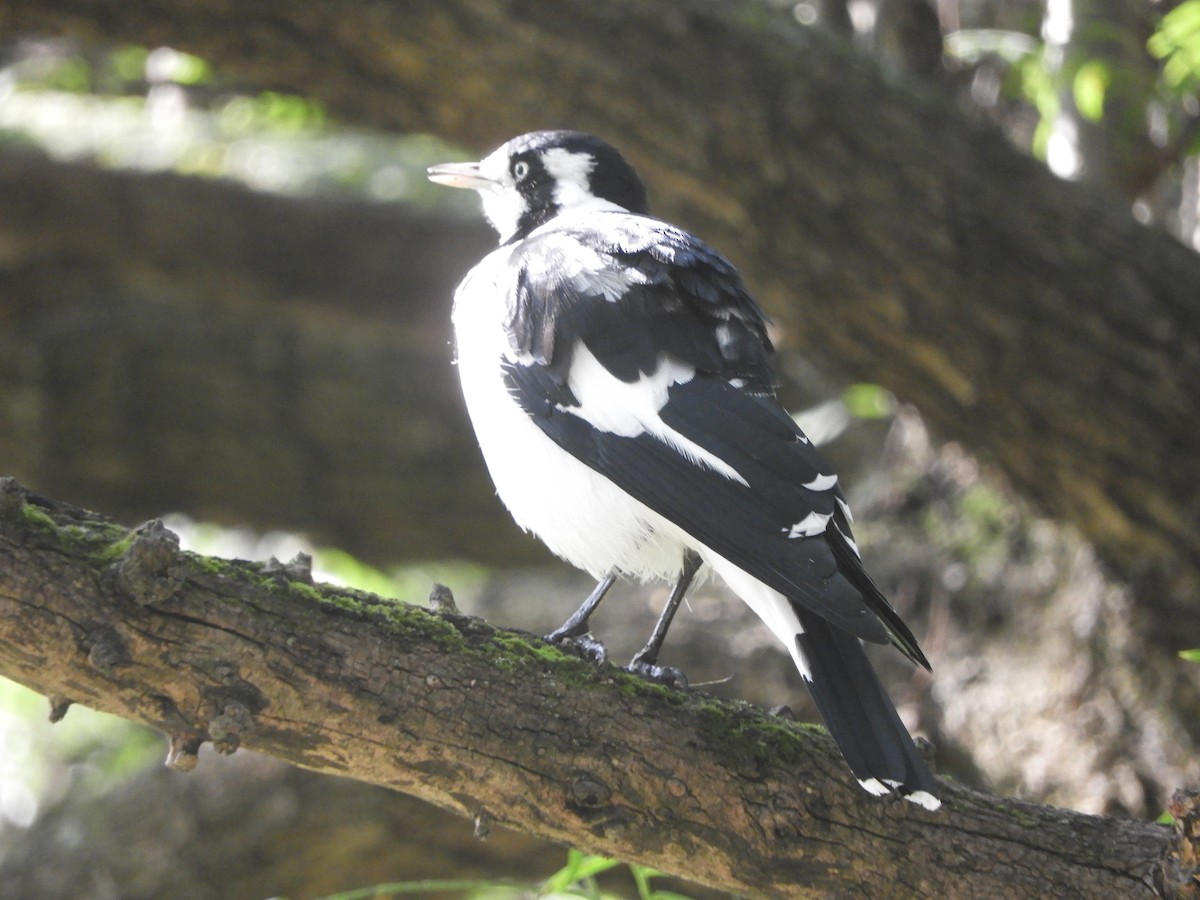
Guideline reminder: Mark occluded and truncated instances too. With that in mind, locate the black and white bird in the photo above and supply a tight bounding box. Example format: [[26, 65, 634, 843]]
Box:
[[428, 130, 939, 809]]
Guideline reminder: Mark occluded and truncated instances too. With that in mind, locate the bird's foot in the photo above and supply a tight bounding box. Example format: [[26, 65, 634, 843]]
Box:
[[544, 619, 586, 644], [545, 631, 608, 666], [626, 654, 688, 689]]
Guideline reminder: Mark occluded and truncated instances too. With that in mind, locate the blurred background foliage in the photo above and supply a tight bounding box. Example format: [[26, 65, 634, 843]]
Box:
[[1, 0, 1198, 240], [0, 41, 467, 205], [0, 0, 1198, 895]]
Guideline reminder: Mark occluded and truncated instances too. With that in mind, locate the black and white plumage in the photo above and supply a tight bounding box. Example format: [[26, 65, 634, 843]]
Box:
[[428, 130, 939, 809]]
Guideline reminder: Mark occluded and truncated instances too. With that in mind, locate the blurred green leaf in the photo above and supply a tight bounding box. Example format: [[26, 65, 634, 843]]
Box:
[[312, 547, 398, 596], [1149, 0, 1200, 92], [842, 383, 895, 420], [1073, 60, 1111, 122], [542, 849, 621, 893], [145, 47, 212, 85], [1179, 648, 1200, 662], [215, 91, 326, 136], [259, 90, 326, 130], [41, 55, 93, 93], [1015, 49, 1060, 161], [631, 864, 655, 900], [172, 52, 212, 85], [110, 45, 149, 83]]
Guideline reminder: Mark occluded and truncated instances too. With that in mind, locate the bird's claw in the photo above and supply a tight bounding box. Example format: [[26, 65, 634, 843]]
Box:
[[627, 657, 688, 689], [546, 631, 608, 665]]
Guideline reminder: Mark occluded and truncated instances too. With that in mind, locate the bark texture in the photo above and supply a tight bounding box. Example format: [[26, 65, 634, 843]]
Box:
[[0, 478, 1180, 897], [2, 0, 1199, 640]]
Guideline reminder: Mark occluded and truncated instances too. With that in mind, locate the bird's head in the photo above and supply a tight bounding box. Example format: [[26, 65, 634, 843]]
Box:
[[428, 131, 649, 244]]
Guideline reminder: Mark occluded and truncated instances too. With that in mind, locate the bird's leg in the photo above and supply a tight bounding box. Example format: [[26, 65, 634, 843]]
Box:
[[544, 571, 618, 663], [627, 549, 702, 688]]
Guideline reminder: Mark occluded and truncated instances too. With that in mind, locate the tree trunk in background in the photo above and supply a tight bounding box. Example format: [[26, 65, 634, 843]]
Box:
[[0, 152, 520, 565]]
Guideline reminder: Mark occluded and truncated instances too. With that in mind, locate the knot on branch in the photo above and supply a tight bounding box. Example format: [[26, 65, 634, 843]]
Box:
[[165, 732, 205, 771], [140, 694, 213, 768], [47, 695, 73, 723], [262, 552, 313, 584], [114, 519, 183, 605], [0, 476, 25, 520], [429, 582, 458, 613], [203, 663, 268, 754], [473, 809, 492, 841], [85, 625, 130, 674], [208, 699, 254, 755], [569, 776, 612, 809], [1155, 788, 1200, 899]]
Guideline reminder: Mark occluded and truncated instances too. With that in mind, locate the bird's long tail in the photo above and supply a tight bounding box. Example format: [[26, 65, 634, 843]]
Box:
[[794, 608, 940, 809]]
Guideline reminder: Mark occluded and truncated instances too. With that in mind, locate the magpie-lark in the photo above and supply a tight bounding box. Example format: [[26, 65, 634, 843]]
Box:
[[429, 130, 939, 809]]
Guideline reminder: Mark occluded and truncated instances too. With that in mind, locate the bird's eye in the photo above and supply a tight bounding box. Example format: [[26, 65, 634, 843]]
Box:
[[512, 160, 530, 181]]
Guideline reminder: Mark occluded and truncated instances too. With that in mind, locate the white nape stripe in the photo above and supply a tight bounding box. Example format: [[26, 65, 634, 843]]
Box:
[[564, 342, 749, 485], [542, 147, 598, 209], [802, 472, 839, 491], [787, 510, 831, 539]]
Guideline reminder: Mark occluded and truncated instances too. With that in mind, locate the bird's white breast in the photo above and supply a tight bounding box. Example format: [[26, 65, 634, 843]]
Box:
[[451, 245, 687, 581]]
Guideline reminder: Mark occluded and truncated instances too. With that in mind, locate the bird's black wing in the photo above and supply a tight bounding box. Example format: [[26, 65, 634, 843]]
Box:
[[508, 212, 776, 393], [502, 214, 927, 666]]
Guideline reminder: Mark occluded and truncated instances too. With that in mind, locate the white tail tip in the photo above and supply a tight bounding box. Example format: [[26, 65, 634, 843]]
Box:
[[857, 778, 942, 811]]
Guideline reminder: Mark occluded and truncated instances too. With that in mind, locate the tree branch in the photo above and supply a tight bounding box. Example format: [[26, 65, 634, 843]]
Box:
[[0, 477, 1179, 897]]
